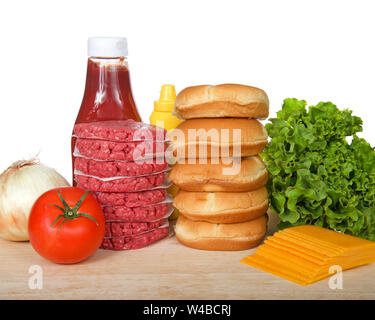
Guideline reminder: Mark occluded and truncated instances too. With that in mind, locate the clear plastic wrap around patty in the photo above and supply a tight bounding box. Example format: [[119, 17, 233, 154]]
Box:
[[85, 188, 168, 207], [74, 156, 169, 178], [74, 138, 167, 161], [103, 202, 173, 222], [73, 119, 167, 142], [105, 219, 168, 237], [74, 171, 166, 193], [100, 226, 169, 250]]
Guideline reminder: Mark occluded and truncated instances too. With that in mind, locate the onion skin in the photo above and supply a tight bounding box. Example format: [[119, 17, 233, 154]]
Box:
[[0, 160, 70, 241]]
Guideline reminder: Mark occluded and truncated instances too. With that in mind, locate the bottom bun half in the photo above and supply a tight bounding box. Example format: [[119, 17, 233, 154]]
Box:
[[175, 214, 267, 251], [173, 187, 269, 224]]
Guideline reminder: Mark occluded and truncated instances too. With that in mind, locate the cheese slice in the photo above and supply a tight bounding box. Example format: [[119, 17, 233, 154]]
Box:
[[264, 238, 327, 265], [256, 245, 322, 273], [252, 250, 320, 278], [276, 230, 344, 256], [274, 232, 341, 257], [282, 225, 375, 251], [267, 235, 332, 261], [241, 254, 311, 286], [242, 225, 375, 286]]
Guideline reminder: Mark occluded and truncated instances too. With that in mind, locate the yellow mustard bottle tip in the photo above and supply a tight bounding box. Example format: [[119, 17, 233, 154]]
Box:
[[154, 84, 176, 112]]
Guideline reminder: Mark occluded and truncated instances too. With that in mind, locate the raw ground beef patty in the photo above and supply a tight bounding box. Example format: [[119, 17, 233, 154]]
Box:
[[103, 202, 171, 222], [105, 218, 168, 237], [101, 227, 169, 250], [74, 172, 165, 192], [86, 188, 167, 207], [74, 156, 168, 178], [74, 119, 167, 142], [75, 138, 167, 161]]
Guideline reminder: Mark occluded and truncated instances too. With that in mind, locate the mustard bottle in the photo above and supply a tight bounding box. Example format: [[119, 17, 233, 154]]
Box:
[[150, 85, 183, 220], [150, 84, 182, 130]]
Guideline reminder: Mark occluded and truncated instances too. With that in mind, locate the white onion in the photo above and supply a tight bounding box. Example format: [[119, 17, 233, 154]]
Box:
[[0, 159, 70, 241]]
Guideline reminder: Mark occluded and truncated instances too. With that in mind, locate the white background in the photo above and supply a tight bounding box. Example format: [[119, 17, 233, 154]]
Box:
[[0, 0, 374, 181]]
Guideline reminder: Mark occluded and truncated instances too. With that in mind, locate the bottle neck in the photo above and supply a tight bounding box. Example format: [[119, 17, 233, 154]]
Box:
[[84, 56, 130, 96], [77, 56, 141, 122]]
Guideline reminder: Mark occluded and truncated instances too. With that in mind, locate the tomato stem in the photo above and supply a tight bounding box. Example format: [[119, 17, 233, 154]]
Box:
[[76, 213, 99, 225], [50, 214, 65, 227], [50, 190, 99, 229]]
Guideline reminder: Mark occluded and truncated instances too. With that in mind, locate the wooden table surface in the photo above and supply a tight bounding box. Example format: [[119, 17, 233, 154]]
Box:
[[1, 225, 374, 300]]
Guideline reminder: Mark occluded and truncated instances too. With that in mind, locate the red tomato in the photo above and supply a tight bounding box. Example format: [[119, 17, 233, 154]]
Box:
[[28, 187, 105, 264]]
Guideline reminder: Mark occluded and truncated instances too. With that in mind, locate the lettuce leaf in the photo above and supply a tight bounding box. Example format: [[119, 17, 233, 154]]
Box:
[[262, 98, 375, 241]]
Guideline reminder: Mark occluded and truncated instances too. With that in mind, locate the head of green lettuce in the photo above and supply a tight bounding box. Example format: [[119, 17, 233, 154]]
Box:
[[261, 98, 375, 241]]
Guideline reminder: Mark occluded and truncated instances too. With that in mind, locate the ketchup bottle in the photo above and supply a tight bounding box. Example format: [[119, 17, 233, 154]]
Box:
[[72, 37, 141, 183]]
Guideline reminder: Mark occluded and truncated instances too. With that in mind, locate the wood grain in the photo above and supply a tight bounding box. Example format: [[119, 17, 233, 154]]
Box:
[[0, 230, 374, 300]]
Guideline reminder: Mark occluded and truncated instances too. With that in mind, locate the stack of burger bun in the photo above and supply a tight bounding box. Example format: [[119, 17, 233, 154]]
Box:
[[169, 84, 270, 251]]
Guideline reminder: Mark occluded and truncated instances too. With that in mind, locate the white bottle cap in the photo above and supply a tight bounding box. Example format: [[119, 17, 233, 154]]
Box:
[[87, 37, 128, 57]]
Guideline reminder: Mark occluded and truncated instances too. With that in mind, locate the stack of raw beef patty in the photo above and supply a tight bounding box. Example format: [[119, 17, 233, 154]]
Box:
[[73, 119, 171, 250]]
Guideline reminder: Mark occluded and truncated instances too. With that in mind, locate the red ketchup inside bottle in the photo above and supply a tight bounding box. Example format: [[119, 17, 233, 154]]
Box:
[[72, 37, 141, 184]]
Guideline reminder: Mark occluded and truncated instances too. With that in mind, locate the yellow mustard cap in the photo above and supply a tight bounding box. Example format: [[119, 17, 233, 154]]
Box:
[[154, 84, 176, 112]]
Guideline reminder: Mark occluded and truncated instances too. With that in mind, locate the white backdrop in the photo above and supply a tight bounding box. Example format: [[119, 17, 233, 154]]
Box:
[[0, 0, 374, 181]]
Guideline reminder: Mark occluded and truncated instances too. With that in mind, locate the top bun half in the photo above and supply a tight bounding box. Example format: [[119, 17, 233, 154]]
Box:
[[174, 84, 269, 119]]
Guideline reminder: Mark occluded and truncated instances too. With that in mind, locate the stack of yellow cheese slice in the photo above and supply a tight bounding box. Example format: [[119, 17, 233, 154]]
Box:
[[241, 225, 375, 286]]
